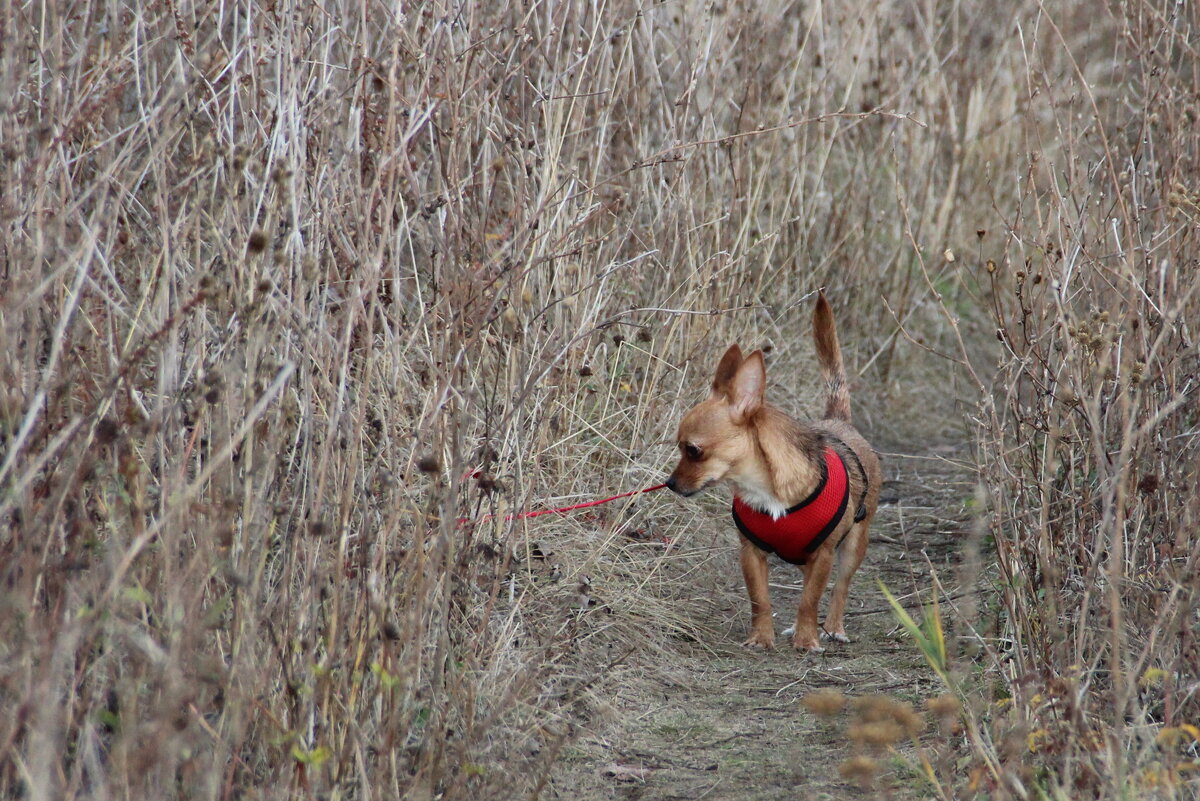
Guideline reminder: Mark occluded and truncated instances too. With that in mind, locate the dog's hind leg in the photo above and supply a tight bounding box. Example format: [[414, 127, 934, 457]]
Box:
[[822, 521, 870, 643]]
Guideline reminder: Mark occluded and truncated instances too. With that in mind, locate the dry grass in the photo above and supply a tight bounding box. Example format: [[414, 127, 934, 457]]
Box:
[[0, 0, 1196, 798], [914, 3, 1200, 799]]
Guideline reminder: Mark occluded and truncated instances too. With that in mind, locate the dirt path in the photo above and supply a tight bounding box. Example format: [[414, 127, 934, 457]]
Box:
[[547, 444, 972, 800]]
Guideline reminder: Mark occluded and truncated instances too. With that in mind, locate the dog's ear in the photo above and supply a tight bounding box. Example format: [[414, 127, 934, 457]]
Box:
[[728, 350, 765, 423], [711, 344, 744, 396]]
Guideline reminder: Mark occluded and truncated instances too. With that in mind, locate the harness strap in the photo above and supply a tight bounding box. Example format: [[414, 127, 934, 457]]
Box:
[[832, 439, 870, 523]]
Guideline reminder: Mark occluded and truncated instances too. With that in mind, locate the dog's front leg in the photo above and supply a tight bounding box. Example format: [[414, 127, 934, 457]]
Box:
[[794, 549, 835, 652], [739, 537, 774, 649]]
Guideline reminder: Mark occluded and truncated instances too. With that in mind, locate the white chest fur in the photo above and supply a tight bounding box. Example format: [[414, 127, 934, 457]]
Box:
[[729, 476, 788, 519]]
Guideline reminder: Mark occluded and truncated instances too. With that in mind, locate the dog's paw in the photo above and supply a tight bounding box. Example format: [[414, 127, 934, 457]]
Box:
[[792, 637, 825, 654], [742, 629, 776, 650], [821, 630, 850, 644]]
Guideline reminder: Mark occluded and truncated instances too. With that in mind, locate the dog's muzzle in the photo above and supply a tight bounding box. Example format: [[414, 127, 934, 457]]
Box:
[[665, 475, 703, 497]]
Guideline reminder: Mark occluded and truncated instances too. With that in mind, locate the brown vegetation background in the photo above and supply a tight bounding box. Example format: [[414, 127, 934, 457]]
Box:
[[1, 0, 1197, 797]]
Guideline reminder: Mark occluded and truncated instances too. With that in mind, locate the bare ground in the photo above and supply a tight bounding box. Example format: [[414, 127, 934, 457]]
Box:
[[545, 442, 974, 800]]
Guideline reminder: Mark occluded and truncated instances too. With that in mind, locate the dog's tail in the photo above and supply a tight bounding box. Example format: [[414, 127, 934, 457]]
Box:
[[813, 291, 851, 422]]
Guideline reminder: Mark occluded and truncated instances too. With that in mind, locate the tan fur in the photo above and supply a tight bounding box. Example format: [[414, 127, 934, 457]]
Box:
[[667, 291, 881, 652], [813, 291, 851, 422]]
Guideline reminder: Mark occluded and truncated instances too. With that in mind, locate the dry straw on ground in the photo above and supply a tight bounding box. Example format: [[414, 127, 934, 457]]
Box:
[[1, 0, 1197, 798]]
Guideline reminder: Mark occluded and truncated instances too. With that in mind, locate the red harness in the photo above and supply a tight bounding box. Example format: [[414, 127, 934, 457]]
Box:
[[732, 446, 858, 565]]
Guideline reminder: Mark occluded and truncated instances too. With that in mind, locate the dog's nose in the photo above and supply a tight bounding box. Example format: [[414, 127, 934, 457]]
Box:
[[665, 475, 677, 493]]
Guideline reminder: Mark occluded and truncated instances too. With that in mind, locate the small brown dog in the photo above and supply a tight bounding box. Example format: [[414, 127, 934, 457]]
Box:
[[667, 292, 880, 652]]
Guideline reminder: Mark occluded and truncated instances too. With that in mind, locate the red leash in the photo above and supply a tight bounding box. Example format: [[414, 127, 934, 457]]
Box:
[[458, 483, 668, 525]]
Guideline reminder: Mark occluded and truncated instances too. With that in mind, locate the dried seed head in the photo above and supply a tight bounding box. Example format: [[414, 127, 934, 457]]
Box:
[[849, 721, 904, 747], [892, 703, 924, 736], [801, 690, 846, 718], [851, 694, 893, 721], [1140, 667, 1168, 688], [417, 454, 441, 474], [95, 417, 122, 446], [852, 695, 923, 735], [926, 693, 962, 719], [838, 756, 879, 788], [247, 231, 268, 254]]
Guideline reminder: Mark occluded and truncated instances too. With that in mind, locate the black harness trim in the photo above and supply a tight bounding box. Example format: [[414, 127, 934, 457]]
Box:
[[833, 440, 870, 523]]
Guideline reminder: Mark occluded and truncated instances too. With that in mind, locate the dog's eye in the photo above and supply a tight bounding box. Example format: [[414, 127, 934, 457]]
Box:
[[683, 443, 703, 461]]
